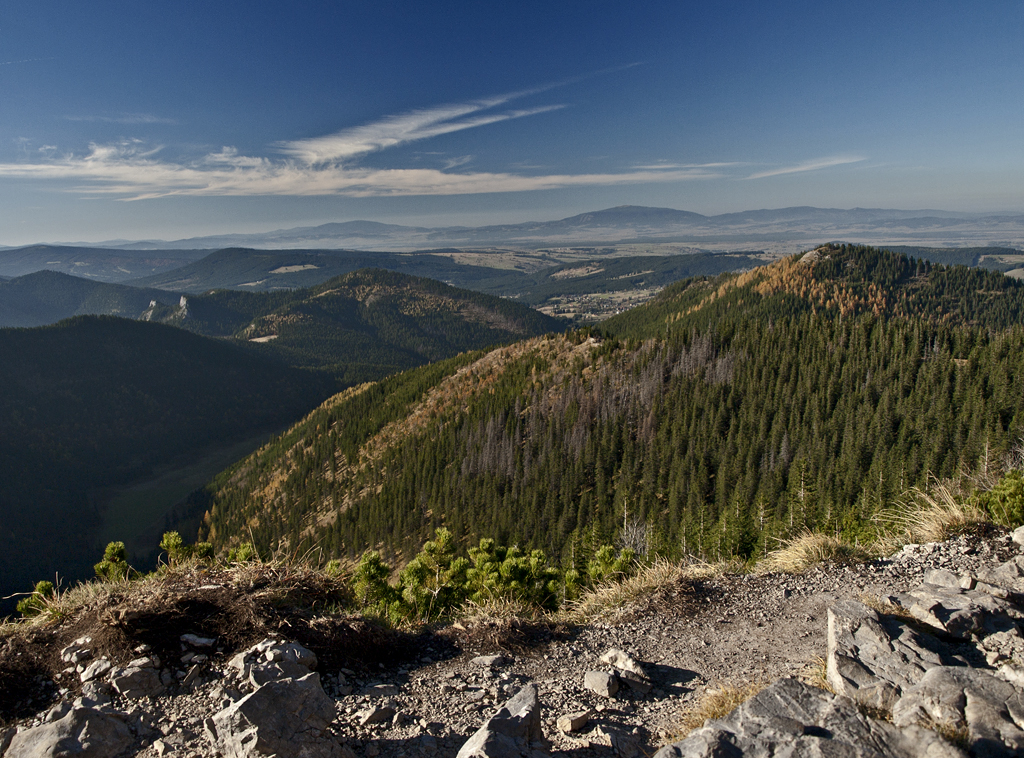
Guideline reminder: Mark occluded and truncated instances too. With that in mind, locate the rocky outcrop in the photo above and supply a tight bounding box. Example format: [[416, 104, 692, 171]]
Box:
[[653, 677, 963, 758]]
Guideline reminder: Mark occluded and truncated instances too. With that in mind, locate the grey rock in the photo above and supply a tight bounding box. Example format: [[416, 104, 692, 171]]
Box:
[[5, 706, 135, 758], [584, 670, 620, 698], [456, 683, 544, 758], [600, 648, 648, 677], [589, 726, 639, 758], [181, 633, 217, 648], [471, 655, 507, 668], [653, 678, 963, 758], [80, 680, 111, 706], [599, 649, 652, 693], [924, 569, 961, 588], [206, 672, 345, 758], [126, 654, 160, 669], [0, 726, 14, 756], [255, 639, 317, 668], [556, 710, 591, 733], [249, 660, 314, 687], [358, 706, 397, 726], [1012, 525, 1024, 547], [79, 658, 111, 683], [978, 556, 1024, 594], [894, 583, 1022, 639], [827, 599, 954, 710], [893, 665, 1024, 756], [111, 665, 166, 699], [60, 637, 93, 664]]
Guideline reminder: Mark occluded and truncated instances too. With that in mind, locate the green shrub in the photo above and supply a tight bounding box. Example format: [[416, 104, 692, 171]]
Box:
[[399, 528, 469, 621], [353, 550, 402, 621], [974, 471, 1024, 527], [587, 545, 637, 584], [16, 580, 55, 617], [466, 539, 561, 610], [94, 541, 133, 582], [159, 531, 214, 565], [227, 541, 259, 563]]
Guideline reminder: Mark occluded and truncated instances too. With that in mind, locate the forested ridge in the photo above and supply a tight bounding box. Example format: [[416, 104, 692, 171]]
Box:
[[199, 245, 1024, 569], [164, 268, 565, 382]]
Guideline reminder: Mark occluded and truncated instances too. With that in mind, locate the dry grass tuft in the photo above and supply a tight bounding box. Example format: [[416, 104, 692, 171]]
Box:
[[759, 531, 871, 574], [666, 681, 765, 743], [559, 559, 685, 624], [875, 481, 988, 554], [922, 717, 971, 750], [858, 593, 915, 621]]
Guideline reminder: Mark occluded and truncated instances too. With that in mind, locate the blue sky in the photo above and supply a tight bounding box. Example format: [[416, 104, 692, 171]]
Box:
[[0, 0, 1022, 244]]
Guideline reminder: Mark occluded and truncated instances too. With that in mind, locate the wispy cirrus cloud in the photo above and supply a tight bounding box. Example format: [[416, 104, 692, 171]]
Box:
[[0, 84, 725, 199], [745, 155, 865, 180], [633, 161, 746, 171], [65, 113, 177, 125], [278, 93, 563, 165], [0, 140, 719, 199]]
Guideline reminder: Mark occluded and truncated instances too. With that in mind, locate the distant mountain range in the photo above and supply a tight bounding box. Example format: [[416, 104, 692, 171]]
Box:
[[26, 205, 1024, 252]]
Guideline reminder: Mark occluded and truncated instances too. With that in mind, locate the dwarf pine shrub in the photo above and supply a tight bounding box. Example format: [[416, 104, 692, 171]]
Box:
[[94, 541, 133, 582], [16, 580, 55, 617]]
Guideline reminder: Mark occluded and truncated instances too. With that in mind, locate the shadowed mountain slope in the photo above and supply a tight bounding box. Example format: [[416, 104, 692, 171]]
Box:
[[0, 316, 338, 609], [0, 270, 181, 328]]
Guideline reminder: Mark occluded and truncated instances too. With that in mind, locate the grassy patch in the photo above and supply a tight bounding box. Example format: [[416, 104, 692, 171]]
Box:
[[875, 481, 989, 553], [666, 681, 765, 743], [760, 531, 871, 574], [559, 559, 686, 624]]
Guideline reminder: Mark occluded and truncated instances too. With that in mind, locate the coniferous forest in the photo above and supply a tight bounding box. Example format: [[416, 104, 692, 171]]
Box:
[[199, 245, 1024, 569]]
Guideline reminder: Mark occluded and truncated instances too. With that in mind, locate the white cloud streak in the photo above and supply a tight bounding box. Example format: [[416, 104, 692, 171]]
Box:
[[0, 141, 720, 199], [279, 94, 563, 164], [64, 113, 177, 125], [745, 155, 865, 180]]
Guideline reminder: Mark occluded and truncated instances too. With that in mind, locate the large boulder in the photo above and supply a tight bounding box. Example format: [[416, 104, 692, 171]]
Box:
[[653, 678, 963, 758], [205, 672, 347, 758], [4, 705, 136, 758], [456, 683, 545, 758]]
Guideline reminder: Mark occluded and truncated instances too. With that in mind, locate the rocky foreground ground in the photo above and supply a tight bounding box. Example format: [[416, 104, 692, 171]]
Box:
[[3, 528, 1024, 758]]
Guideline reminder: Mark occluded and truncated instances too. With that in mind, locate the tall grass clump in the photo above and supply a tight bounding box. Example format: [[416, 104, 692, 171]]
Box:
[[760, 531, 870, 574], [875, 480, 988, 554]]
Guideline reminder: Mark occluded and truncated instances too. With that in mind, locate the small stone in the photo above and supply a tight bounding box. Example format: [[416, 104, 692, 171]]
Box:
[[556, 710, 591, 733], [180, 633, 217, 648], [470, 655, 506, 668], [358, 706, 397, 726], [79, 659, 112, 683], [363, 684, 399, 697], [584, 670, 619, 698]]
